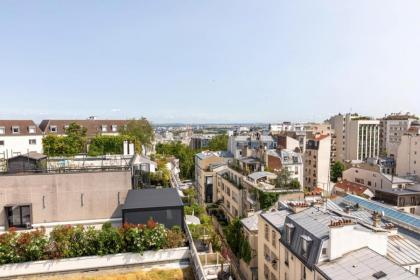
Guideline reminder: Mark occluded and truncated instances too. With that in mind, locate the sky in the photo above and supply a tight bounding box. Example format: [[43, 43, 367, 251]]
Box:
[[0, 1, 420, 124]]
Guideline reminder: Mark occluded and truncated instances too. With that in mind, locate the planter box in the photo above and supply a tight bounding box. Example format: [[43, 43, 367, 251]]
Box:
[[0, 247, 189, 278]]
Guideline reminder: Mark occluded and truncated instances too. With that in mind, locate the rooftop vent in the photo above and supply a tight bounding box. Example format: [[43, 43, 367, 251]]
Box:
[[372, 271, 387, 279]]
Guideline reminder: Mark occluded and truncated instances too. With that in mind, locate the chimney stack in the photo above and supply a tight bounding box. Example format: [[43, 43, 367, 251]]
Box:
[[372, 211, 381, 227]]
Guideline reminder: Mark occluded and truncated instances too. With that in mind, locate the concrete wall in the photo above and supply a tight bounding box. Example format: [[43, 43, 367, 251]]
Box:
[[0, 171, 131, 228], [397, 134, 420, 177], [0, 247, 189, 278]]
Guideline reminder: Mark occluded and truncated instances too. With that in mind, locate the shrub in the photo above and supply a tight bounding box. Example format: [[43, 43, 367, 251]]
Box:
[[0, 219, 184, 265]]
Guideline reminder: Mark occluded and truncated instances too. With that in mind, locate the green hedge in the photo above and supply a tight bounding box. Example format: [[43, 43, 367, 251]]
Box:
[[0, 221, 185, 265], [88, 135, 135, 156]]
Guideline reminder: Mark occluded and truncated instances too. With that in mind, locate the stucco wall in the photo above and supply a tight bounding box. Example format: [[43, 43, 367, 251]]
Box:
[[0, 171, 132, 228]]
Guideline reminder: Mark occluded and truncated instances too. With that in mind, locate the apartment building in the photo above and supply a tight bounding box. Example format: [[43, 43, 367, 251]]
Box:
[[396, 127, 420, 178], [258, 209, 290, 280], [216, 167, 244, 220], [241, 213, 261, 280], [380, 113, 418, 158], [189, 134, 215, 150], [0, 120, 43, 160], [257, 203, 419, 280], [228, 134, 276, 159], [304, 135, 331, 190], [265, 149, 304, 187], [195, 151, 232, 204], [328, 113, 380, 161], [39, 118, 129, 137]]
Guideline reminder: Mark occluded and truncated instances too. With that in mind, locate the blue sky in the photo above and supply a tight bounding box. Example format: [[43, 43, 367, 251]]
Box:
[[1, 1, 419, 123]]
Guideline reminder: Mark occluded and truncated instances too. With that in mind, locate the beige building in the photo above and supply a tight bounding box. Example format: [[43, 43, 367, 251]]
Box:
[[0, 170, 131, 232], [257, 209, 290, 280], [216, 167, 244, 220], [396, 132, 420, 178], [257, 202, 419, 280], [195, 151, 231, 204], [304, 135, 331, 190], [241, 213, 261, 280], [328, 113, 380, 161], [380, 113, 418, 158]]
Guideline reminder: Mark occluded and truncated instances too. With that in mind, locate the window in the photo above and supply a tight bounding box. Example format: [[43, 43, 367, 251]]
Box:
[[301, 264, 307, 280], [112, 125, 118, 132], [322, 247, 327, 255], [0, 126, 4, 134], [5, 205, 31, 229], [12, 126, 20, 134], [284, 247, 289, 266], [272, 230, 277, 248], [29, 139, 36, 145], [301, 235, 312, 259], [50, 125, 57, 132], [285, 223, 295, 244], [0, 140, 4, 146], [101, 125, 107, 132], [28, 126, 36, 134], [265, 224, 269, 241]]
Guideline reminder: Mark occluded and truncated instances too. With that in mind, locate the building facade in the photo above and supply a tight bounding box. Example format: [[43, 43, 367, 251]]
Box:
[[304, 135, 331, 189], [0, 120, 43, 160]]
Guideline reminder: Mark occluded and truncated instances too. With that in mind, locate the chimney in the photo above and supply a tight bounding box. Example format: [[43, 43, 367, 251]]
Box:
[[372, 211, 381, 227], [344, 206, 351, 214]]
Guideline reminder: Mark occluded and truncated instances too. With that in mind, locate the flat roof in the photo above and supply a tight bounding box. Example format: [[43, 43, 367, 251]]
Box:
[[317, 247, 418, 280], [122, 188, 183, 210]]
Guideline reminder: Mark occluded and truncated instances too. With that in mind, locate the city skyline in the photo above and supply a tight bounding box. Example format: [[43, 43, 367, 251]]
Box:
[[1, 0, 420, 123]]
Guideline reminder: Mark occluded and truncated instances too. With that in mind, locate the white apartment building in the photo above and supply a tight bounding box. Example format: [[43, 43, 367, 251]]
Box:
[[228, 134, 276, 159], [380, 113, 418, 158], [328, 113, 380, 161], [0, 120, 43, 160], [396, 130, 420, 178], [304, 135, 331, 189]]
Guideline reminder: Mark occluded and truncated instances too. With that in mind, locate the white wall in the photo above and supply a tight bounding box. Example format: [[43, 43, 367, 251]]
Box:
[[0, 247, 189, 278], [329, 225, 388, 260], [0, 135, 43, 159], [396, 134, 420, 177]]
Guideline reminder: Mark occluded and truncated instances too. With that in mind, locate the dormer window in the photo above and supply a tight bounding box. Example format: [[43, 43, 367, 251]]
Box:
[[0, 127, 4, 134], [285, 223, 295, 244], [12, 126, 20, 134], [301, 235, 312, 259], [101, 125, 107, 132], [112, 125, 118, 132], [28, 126, 36, 134], [50, 125, 57, 133]]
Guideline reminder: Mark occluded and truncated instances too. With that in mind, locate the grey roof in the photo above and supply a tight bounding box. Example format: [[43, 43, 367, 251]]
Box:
[[387, 235, 420, 266], [260, 209, 290, 231], [122, 188, 183, 210], [9, 152, 46, 161], [376, 188, 420, 196], [267, 149, 303, 165], [317, 247, 419, 280], [241, 212, 262, 232], [248, 171, 276, 181], [382, 173, 413, 184], [341, 194, 420, 230], [282, 207, 340, 268]]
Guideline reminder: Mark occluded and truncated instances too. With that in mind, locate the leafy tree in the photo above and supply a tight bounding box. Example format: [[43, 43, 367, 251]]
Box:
[[88, 135, 135, 156], [275, 168, 301, 190], [208, 133, 228, 151], [258, 191, 280, 210], [225, 218, 252, 264], [331, 161, 345, 182], [43, 122, 87, 156], [156, 142, 197, 179], [120, 118, 154, 152]]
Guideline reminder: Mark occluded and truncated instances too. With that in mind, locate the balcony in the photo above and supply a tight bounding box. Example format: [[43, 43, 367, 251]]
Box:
[[221, 173, 243, 189]]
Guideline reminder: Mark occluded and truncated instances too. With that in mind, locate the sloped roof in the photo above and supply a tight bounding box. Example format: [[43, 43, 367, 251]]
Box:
[[387, 235, 420, 266], [39, 119, 129, 136], [8, 152, 47, 161], [335, 180, 369, 196], [0, 120, 42, 135]]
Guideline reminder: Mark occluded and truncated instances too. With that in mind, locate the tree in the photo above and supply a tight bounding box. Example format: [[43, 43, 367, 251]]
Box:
[[88, 135, 134, 156], [275, 168, 301, 190], [43, 122, 87, 157], [225, 218, 252, 264], [120, 118, 154, 152], [156, 142, 196, 179], [331, 161, 345, 182], [208, 133, 228, 151], [258, 191, 280, 210]]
